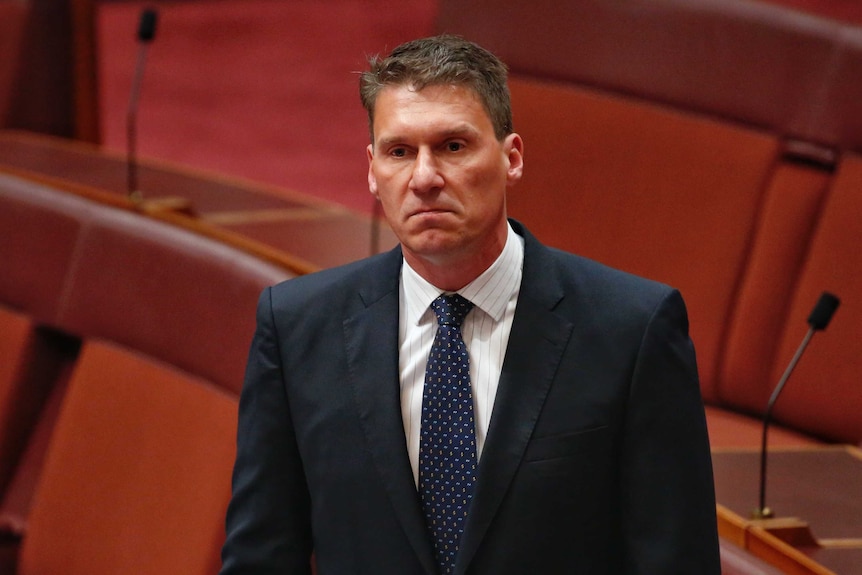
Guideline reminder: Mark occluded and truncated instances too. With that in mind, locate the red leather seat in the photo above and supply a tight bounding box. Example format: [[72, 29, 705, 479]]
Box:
[[17, 339, 237, 575]]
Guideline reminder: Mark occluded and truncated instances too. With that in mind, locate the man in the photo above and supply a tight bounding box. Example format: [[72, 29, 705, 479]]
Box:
[[221, 35, 720, 574]]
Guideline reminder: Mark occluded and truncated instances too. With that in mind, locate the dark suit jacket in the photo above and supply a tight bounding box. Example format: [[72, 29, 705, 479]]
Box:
[[220, 221, 720, 574]]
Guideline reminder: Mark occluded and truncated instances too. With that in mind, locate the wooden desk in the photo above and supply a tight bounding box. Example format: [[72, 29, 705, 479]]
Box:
[[0, 130, 398, 272], [713, 445, 862, 575]]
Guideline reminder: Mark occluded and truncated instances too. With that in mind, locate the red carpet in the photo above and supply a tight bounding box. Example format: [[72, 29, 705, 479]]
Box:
[[97, 0, 437, 214]]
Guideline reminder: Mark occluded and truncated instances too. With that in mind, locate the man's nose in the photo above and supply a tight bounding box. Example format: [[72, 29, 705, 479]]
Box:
[[409, 148, 444, 194]]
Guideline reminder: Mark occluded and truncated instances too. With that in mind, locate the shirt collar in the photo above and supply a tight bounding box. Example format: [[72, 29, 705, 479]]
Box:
[[402, 222, 524, 325]]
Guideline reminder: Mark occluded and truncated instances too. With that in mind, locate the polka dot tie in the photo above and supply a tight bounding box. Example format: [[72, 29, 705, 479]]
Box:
[[419, 294, 477, 575]]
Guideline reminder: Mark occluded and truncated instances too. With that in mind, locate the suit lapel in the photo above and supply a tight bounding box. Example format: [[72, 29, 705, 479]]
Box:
[[456, 228, 575, 574], [343, 249, 437, 575]]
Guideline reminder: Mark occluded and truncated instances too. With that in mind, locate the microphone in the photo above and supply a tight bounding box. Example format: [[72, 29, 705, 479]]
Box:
[[753, 291, 840, 519], [127, 7, 159, 201]]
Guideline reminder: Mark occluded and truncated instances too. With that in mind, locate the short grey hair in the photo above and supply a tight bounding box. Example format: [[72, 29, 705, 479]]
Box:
[[359, 34, 513, 141]]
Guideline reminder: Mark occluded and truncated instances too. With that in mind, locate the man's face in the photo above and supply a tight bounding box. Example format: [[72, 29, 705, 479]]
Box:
[[367, 84, 523, 276]]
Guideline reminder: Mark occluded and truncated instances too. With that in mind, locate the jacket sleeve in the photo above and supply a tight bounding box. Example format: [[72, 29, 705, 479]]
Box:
[[220, 286, 314, 575], [620, 288, 721, 574]]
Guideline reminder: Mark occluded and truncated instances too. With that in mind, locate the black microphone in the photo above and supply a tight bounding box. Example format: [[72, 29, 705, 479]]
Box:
[[138, 9, 158, 41], [753, 291, 840, 519], [127, 7, 159, 201]]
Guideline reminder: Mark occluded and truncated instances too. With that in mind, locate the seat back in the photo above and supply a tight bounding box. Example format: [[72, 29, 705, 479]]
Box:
[[0, 171, 294, 394], [505, 77, 779, 403], [715, 153, 862, 443], [716, 160, 831, 419], [0, 173, 88, 324], [0, 306, 79, 513], [756, 154, 862, 442], [0, 307, 37, 492], [54, 204, 290, 395], [18, 339, 238, 575]]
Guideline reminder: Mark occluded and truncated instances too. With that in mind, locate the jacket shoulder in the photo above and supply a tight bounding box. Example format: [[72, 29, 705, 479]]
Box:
[[267, 248, 400, 310]]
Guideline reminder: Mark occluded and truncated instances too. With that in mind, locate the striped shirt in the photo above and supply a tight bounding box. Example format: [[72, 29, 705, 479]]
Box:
[[399, 223, 524, 486]]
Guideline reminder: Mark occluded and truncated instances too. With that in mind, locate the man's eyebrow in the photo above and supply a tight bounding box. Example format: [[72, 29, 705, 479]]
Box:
[[438, 124, 481, 139], [376, 136, 406, 148]]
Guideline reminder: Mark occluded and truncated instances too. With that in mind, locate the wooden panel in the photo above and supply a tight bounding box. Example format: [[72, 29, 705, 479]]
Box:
[[713, 446, 862, 574]]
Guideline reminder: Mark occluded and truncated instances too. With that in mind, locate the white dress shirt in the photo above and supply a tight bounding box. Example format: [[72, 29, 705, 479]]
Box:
[[398, 223, 524, 486]]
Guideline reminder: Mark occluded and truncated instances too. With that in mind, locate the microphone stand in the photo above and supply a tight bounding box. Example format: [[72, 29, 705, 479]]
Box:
[[127, 9, 158, 202], [127, 49, 147, 201], [753, 327, 815, 519], [753, 291, 840, 520]]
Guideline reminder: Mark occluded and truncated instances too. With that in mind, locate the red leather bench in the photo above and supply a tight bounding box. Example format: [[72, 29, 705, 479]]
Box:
[[0, 171, 294, 572]]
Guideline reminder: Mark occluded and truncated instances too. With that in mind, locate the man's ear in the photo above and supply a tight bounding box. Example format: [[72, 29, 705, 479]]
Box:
[[505, 133, 524, 185], [366, 144, 378, 198]]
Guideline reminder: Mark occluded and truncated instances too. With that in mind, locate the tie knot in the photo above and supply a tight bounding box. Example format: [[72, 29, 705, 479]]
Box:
[[430, 294, 474, 327]]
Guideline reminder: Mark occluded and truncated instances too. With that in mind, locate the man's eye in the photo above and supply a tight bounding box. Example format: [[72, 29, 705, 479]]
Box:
[[390, 148, 407, 158], [447, 142, 464, 152]]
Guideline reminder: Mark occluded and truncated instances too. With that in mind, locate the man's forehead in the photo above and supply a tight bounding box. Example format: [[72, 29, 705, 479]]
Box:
[[374, 84, 488, 123], [377, 82, 481, 102]]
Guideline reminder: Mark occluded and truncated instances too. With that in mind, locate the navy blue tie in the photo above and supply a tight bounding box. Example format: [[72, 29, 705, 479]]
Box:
[[419, 294, 477, 575]]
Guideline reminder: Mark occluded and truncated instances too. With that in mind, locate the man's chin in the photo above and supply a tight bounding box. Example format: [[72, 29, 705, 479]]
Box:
[[399, 230, 464, 261]]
